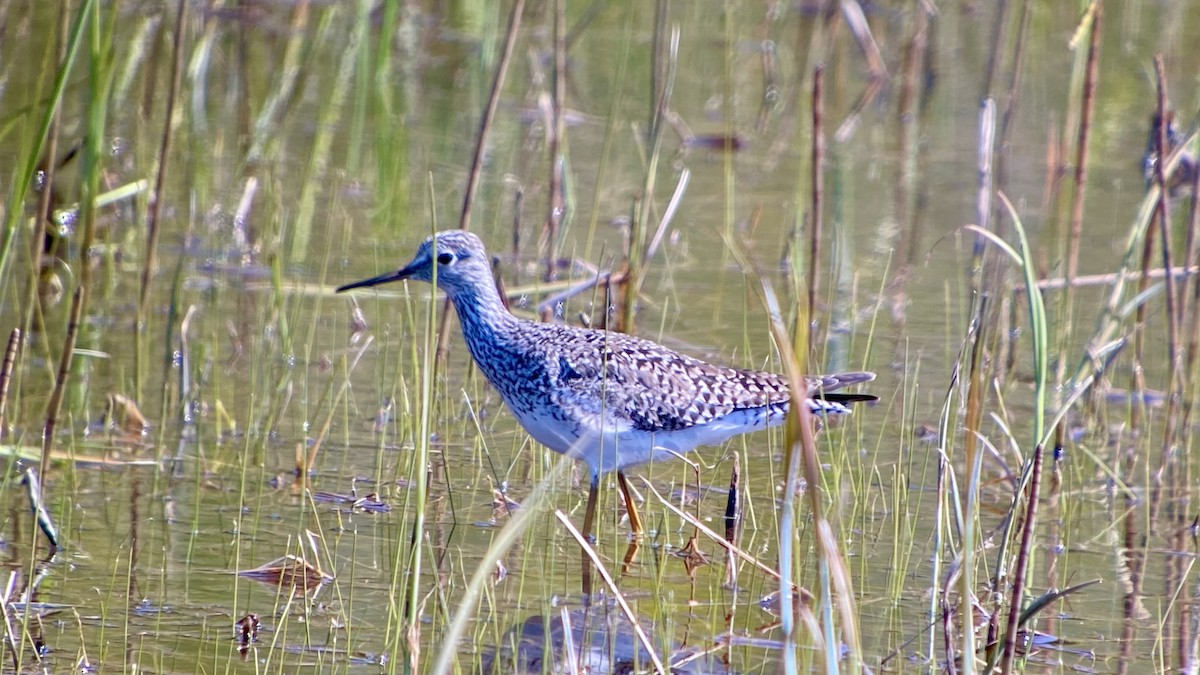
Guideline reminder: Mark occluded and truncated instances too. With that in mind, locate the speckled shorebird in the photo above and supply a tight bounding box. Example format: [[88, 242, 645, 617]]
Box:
[[337, 230, 876, 543]]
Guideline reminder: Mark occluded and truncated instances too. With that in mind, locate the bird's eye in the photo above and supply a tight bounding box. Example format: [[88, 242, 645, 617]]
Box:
[[436, 253, 454, 265]]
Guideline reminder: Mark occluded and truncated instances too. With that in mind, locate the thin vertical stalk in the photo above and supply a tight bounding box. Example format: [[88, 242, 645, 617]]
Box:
[[998, 442, 1045, 672], [456, 0, 524, 234], [1152, 56, 1178, 333], [404, 179, 439, 672], [136, 0, 188, 404], [24, 6, 70, 343], [898, 0, 928, 269], [993, 0, 1032, 202], [1149, 58, 1187, 671], [563, 0, 606, 49], [980, 0, 1010, 99], [430, 453, 578, 675], [1180, 166, 1200, 432], [888, 0, 928, 335], [1180, 163, 1200, 673], [723, 450, 741, 586], [769, 273, 819, 675], [291, 0, 371, 263], [1060, 0, 1101, 386], [621, 25, 677, 334], [580, 6, 633, 262], [42, 0, 110, 481], [243, 1, 310, 165], [961, 104, 996, 673], [960, 297, 988, 674], [0, 330, 19, 438], [973, 100, 996, 287], [930, 361, 957, 666], [729, 232, 861, 673], [436, 0, 525, 361], [995, 195, 1049, 674], [138, 0, 187, 315], [543, 0, 566, 281], [235, 2, 251, 155], [1151, 55, 1182, 461], [649, 0, 667, 138], [0, 0, 92, 284], [808, 65, 824, 354]]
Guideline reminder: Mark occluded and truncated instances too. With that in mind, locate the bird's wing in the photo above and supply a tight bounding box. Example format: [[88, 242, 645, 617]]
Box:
[[552, 330, 791, 433], [805, 371, 877, 396]]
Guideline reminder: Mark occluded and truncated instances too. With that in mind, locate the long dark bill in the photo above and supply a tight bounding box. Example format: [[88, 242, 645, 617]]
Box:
[[335, 265, 416, 293], [815, 393, 879, 404]]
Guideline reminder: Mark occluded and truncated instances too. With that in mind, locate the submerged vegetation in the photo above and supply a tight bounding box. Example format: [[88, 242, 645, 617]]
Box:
[[0, 0, 1198, 673]]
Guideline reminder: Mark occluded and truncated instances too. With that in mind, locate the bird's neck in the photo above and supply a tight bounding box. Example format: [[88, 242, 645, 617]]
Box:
[[447, 280, 520, 358]]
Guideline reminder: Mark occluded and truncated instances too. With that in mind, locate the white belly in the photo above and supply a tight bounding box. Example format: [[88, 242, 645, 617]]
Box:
[[511, 404, 785, 476]]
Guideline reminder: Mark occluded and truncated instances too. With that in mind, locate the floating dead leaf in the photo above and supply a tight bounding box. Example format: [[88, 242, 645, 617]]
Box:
[[673, 534, 709, 577], [350, 493, 390, 513], [236, 613, 260, 651], [982, 629, 1093, 659], [757, 587, 816, 618], [914, 423, 939, 443], [238, 555, 331, 593], [106, 393, 149, 435], [310, 490, 391, 513], [1020, 630, 1090, 657], [683, 133, 746, 152], [491, 488, 520, 521], [6, 601, 72, 619]]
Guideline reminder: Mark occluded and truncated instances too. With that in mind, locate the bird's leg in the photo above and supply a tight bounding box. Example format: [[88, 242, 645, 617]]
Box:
[[581, 474, 598, 598], [616, 470, 644, 537], [582, 473, 599, 543]]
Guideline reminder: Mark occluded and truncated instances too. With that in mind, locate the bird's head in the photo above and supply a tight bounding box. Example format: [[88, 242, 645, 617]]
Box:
[[336, 230, 493, 300]]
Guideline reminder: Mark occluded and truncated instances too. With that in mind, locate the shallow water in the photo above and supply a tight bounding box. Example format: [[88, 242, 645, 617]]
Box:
[[1, 1, 1198, 672]]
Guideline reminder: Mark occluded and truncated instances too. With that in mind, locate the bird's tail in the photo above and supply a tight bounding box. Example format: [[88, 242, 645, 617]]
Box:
[[806, 393, 877, 415]]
